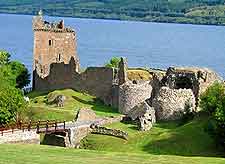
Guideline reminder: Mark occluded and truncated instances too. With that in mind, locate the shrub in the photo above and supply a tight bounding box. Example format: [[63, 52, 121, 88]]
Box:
[[200, 82, 225, 150], [200, 82, 225, 114]]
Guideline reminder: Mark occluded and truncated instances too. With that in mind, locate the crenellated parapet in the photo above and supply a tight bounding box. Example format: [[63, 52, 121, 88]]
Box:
[[32, 10, 74, 33]]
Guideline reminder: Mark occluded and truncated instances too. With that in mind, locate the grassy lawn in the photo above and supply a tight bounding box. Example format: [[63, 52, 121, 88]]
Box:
[[2, 89, 224, 163], [25, 89, 119, 122], [81, 114, 224, 157], [0, 144, 224, 164]]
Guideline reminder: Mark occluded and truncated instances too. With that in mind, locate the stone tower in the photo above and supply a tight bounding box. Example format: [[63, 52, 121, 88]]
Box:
[[32, 10, 79, 78]]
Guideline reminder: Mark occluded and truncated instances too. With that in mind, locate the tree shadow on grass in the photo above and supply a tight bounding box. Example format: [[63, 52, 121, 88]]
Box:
[[142, 128, 224, 158], [72, 95, 118, 115]]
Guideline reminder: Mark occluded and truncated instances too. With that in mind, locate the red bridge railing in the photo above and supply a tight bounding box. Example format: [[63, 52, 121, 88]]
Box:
[[0, 120, 66, 136]]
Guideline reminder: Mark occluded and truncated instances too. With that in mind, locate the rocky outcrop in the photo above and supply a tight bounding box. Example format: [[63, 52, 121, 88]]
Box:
[[152, 87, 196, 121], [128, 101, 156, 131], [119, 81, 152, 114], [75, 109, 97, 122]]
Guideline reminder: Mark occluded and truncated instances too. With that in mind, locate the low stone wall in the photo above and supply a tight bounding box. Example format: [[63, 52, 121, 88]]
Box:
[[119, 81, 152, 114], [91, 126, 128, 140], [152, 87, 196, 121], [96, 115, 125, 126], [0, 129, 40, 144]]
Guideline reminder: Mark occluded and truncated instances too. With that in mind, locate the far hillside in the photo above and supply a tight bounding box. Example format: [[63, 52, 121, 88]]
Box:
[[1, 0, 225, 25]]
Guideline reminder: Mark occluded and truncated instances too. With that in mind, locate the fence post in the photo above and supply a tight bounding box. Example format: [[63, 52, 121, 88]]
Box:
[[37, 120, 40, 133], [1, 130, 3, 136], [55, 122, 57, 132], [63, 121, 65, 130], [28, 120, 31, 131], [19, 120, 22, 129], [46, 120, 49, 132]]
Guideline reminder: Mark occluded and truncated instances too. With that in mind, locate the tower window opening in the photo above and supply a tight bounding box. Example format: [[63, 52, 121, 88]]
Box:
[[49, 40, 52, 46], [58, 54, 61, 62]]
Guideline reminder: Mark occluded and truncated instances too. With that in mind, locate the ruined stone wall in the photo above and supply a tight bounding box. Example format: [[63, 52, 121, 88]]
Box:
[[163, 67, 222, 108], [197, 68, 223, 95], [119, 81, 152, 114], [33, 58, 77, 91], [73, 67, 115, 106], [33, 60, 115, 106], [152, 87, 196, 121], [0, 130, 40, 144]]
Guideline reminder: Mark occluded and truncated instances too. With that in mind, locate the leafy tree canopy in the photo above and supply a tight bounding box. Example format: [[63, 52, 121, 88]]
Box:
[[105, 57, 121, 68], [0, 50, 10, 66], [200, 82, 225, 149], [0, 51, 30, 89], [0, 83, 27, 124], [10, 61, 30, 88]]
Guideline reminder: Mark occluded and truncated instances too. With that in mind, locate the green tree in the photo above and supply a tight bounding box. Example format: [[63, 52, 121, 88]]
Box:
[[0, 82, 27, 124], [0, 65, 16, 86], [200, 82, 225, 150], [105, 57, 121, 68], [0, 50, 10, 66], [10, 61, 30, 88]]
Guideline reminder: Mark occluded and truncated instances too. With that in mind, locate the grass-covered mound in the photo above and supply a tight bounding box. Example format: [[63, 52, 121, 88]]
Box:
[[81, 113, 223, 157], [127, 69, 153, 81], [0, 144, 224, 164], [26, 89, 119, 121]]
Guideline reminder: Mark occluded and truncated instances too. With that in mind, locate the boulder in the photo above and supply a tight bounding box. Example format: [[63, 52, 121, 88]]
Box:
[[127, 101, 156, 131], [55, 95, 66, 107], [152, 87, 196, 121], [75, 109, 97, 122]]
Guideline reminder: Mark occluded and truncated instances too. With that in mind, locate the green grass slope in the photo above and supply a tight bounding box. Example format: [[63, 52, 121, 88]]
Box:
[[81, 114, 223, 157], [0, 144, 224, 164], [25, 89, 119, 122]]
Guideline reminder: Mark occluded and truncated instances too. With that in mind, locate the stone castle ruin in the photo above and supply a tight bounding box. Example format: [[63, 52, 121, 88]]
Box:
[[32, 12, 223, 129], [33, 10, 79, 79]]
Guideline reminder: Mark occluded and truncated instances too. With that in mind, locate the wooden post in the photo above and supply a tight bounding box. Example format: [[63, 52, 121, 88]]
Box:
[[55, 122, 57, 132], [19, 120, 22, 129], [1, 130, 3, 136], [63, 121, 65, 130], [37, 120, 40, 133], [28, 120, 31, 131], [46, 120, 49, 132]]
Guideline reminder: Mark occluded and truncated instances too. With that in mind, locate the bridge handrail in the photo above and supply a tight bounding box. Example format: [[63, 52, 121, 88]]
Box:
[[0, 120, 66, 136]]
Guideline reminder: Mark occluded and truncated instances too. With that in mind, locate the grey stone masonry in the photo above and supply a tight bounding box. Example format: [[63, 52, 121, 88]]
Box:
[[152, 87, 196, 121], [119, 81, 152, 114]]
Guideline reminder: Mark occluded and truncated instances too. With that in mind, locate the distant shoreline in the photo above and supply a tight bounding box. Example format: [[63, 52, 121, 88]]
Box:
[[0, 11, 225, 27]]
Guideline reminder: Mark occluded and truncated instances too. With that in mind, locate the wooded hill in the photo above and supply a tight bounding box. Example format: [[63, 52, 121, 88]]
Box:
[[1, 0, 225, 25]]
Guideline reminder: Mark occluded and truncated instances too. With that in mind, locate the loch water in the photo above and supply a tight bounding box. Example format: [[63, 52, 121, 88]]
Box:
[[0, 13, 225, 78]]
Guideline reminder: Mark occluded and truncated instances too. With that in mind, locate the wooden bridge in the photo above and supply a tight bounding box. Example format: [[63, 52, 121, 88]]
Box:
[[0, 120, 68, 136]]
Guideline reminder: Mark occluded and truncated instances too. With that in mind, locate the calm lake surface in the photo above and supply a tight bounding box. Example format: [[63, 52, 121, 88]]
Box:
[[0, 14, 225, 78]]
